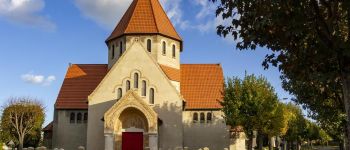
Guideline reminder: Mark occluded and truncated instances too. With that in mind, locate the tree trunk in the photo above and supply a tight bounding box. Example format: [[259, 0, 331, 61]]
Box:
[[248, 134, 254, 150], [19, 137, 24, 150], [257, 132, 264, 150], [269, 136, 274, 150], [283, 140, 287, 150], [340, 139, 346, 150], [340, 53, 350, 150]]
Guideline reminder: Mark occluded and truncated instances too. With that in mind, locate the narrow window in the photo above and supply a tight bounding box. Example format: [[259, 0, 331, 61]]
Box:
[[200, 113, 205, 123], [83, 113, 88, 123], [119, 41, 123, 55], [77, 113, 82, 124], [207, 112, 212, 123], [147, 39, 151, 52], [193, 113, 198, 123], [149, 88, 154, 104], [172, 44, 176, 58], [142, 80, 147, 96], [117, 88, 122, 100], [134, 73, 139, 88], [70, 112, 75, 123], [126, 80, 130, 91], [162, 41, 166, 55], [112, 45, 115, 59]]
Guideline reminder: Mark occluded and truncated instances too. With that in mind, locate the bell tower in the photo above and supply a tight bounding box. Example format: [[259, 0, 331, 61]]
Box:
[[105, 0, 183, 70]]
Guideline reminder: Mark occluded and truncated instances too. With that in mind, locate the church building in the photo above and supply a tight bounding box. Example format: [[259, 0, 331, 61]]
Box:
[[44, 0, 245, 149]]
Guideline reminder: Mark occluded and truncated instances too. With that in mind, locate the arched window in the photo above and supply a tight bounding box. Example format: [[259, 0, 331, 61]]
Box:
[[119, 41, 123, 55], [126, 80, 130, 91], [70, 112, 75, 123], [134, 73, 139, 88], [147, 39, 151, 52], [172, 44, 176, 58], [111, 45, 115, 59], [77, 113, 82, 123], [149, 88, 154, 104], [207, 112, 212, 123], [162, 41, 166, 55], [117, 88, 122, 100], [193, 113, 198, 123], [142, 80, 147, 96], [83, 113, 88, 123], [200, 113, 205, 123]]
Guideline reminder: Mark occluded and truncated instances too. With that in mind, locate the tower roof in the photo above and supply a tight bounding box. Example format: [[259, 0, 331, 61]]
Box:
[[106, 0, 182, 43]]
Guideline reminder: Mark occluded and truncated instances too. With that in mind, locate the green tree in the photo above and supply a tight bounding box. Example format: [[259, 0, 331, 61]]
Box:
[[210, 0, 350, 148], [222, 74, 282, 150], [283, 103, 307, 150], [0, 97, 44, 150]]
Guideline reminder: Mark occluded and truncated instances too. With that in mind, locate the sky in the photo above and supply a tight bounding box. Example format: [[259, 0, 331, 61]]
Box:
[[0, 0, 293, 126]]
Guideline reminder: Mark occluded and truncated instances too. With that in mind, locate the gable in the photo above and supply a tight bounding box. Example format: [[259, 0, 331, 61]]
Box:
[[88, 40, 182, 106]]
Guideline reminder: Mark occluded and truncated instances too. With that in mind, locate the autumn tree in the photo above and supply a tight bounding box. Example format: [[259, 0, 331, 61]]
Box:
[[222, 74, 283, 150], [0, 97, 45, 150], [210, 0, 350, 148]]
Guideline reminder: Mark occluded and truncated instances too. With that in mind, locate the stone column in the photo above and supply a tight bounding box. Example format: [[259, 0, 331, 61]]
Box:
[[105, 133, 114, 150], [149, 134, 158, 150]]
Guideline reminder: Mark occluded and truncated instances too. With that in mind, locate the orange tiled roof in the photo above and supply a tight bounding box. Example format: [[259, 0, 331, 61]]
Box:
[[55, 64, 223, 110], [106, 0, 182, 42], [180, 64, 224, 109], [159, 64, 180, 82], [55, 64, 108, 109], [43, 121, 53, 131]]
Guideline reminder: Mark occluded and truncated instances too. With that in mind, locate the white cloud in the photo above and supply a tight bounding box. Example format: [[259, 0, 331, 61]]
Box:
[[21, 73, 56, 86], [74, 0, 132, 29], [0, 0, 56, 31]]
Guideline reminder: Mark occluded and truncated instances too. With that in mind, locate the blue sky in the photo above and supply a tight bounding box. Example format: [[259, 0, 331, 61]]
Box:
[[0, 0, 293, 126]]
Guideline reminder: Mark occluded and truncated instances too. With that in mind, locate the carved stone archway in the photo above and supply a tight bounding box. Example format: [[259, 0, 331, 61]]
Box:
[[104, 90, 158, 150]]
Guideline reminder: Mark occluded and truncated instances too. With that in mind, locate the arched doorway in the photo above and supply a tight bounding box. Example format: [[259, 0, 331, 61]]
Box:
[[104, 91, 158, 150], [118, 107, 148, 150]]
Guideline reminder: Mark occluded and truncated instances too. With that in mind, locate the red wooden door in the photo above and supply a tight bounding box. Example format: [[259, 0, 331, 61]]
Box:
[[122, 132, 143, 150]]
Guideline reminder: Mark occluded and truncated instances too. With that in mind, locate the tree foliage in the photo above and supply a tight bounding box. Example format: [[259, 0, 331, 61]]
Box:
[[0, 97, 44, 150], [222, 74, 285, 150], [211, 0, 350, 146]]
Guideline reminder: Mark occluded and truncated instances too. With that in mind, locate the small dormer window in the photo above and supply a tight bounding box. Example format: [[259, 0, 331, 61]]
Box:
[[147, 39, 151, 52], [117, 88, 122, 100], [172, 44, 176, 58], [142, 80, 146, 96], [77, 113, 82, 123], [207, 112, 212, 123], [112, 45, 115, 59], [134, 73, 139, 88], [70, 112, 75, 123], [149, 88, 154, 104], [126, 80, 130, 91], [119, 41, 123, 55], [162, 41, 166, 55], [200, 113, 205, 123], [193, 113, 198, 123]]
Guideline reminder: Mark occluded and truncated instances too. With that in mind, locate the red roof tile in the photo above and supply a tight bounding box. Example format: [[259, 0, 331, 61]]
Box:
[[159, 64, 180, 82], [55, 64, 223, 110], [180, 64, 224, 109], [43, 121, 53, 131], [55, 64, 108, 109], [106, 0, 182, 42]]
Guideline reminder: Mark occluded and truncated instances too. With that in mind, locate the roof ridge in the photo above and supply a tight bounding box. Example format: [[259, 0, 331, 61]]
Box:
[[149, 0, 160, 33], [152, 0, 181, 39]]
